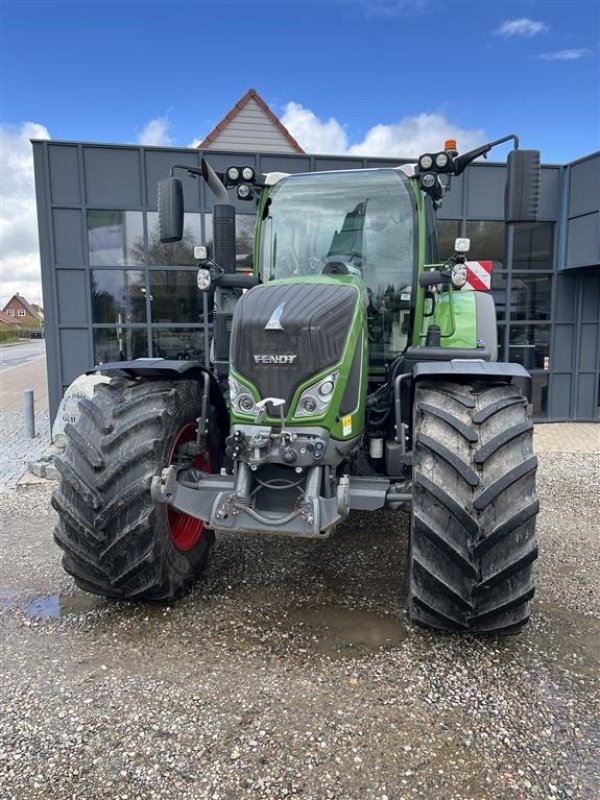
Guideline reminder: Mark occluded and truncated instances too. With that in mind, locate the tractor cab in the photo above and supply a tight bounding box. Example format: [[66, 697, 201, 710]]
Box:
[[257, 168, 416, 369]]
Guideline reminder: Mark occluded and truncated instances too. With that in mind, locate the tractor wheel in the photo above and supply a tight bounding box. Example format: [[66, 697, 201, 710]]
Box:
[[408, 380, 538, 634], [52, 378, 222, 601]]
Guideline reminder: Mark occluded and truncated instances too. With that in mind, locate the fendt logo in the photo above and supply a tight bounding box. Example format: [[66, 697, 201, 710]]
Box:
[[253, 354, 297, 364]]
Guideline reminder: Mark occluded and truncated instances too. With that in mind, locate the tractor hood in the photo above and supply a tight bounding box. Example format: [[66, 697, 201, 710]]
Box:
[[230, 278, 363, 419]]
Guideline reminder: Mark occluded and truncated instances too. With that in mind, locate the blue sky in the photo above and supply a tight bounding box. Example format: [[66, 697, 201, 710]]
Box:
[[0, 0, 598, 304]]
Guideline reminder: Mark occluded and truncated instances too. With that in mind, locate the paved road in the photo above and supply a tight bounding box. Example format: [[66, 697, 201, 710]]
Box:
[[0, 339, 46, 371]]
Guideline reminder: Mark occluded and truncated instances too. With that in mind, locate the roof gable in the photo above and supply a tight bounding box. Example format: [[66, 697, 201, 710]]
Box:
[[2, 294, 40, 318], [197, 88, 304, 154]]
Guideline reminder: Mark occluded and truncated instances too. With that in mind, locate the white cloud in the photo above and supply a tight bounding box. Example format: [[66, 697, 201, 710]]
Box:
[[281, 102, 486, 159], [362, 1, 433, 20], [0, 122, 50, 308], [494, 18, 549, 38], [280, 102, 348, 154], [137, 117, 172, 146], [538, 48, 592, 61]]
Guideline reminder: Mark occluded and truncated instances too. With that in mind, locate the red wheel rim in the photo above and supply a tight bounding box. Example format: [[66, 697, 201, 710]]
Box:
[[166, 422, 211, 551]]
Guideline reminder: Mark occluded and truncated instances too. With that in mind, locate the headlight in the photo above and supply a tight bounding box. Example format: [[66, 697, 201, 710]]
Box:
[[294, 372, 339, 418], [421, 173, 436, 188], [451, 263, 468, 289], [229, 376, 260, 416], [241, 166, 255, 182], [419, 154, 433, 171], [196, 268, 211, 291]]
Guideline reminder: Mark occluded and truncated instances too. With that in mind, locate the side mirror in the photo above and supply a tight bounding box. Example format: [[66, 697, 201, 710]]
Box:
[[505, 150, 540, 223], [157, 177, 184, 243]]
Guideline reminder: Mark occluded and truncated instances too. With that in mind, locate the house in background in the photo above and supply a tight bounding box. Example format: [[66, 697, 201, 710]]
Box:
[[0, 310, 21, 328], [2, 293, 44, 327], [197, 88, 304, 154]]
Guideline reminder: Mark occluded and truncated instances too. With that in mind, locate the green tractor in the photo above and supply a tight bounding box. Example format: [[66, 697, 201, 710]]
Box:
[[52, 135, 540, 633]]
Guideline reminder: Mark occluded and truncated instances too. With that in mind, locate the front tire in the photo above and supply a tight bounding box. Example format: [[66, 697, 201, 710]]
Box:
[[408, 380, 539, 634], [52, 378, 222, 601]]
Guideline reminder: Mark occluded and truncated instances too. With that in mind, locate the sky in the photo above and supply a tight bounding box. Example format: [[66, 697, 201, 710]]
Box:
[[1, 0, 599, 307]]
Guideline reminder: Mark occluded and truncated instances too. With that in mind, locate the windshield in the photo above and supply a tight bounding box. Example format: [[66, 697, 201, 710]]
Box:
[[260, 169, 415, 285], [259, 169, 416, 364]]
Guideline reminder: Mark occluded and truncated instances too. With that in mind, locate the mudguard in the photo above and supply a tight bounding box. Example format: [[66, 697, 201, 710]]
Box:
[[412, 359, 530, 382], [92, 359, 229, 438]]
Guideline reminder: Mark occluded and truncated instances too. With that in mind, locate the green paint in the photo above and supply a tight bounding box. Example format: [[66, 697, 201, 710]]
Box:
[[435, 291, 478, 349]]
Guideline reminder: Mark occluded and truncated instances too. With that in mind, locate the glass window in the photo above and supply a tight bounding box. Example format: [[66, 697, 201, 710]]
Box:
[[146, 212, 201, 267], [436, 220, 461, 262], [489, 271, 508, 322], [511, 273, 552, 321], [204, 213, 257, 264], [509, 324, 550, 370], [149, 270, 205, 324], [513, 222, 554, 271], [91, 269, 146, 323], [496, 325, 506, 361], [465, 220, 505, 264], [531, 373, 549, 419], [93, 328, 148, 364], [87, 211, 144, 266], [152, 328, 205, 361]]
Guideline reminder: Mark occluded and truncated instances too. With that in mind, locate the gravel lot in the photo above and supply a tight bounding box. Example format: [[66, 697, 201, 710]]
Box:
[[0, 450, 599, 800]]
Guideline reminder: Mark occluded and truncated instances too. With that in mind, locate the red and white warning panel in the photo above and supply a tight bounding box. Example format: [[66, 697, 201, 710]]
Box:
[[462, 260, 495, 291]]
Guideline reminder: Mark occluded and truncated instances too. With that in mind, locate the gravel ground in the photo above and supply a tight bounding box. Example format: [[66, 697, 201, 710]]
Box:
[[0, 451, 598, 800], [0, 411, 51, 490]]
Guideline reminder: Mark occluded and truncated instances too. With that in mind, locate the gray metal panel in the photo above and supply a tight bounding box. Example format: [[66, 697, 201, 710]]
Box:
[[538, 167, 560, 221], [554, 273, 577, 321], [581, 273, 600, 320], [552, 324, 575, 371], [48, 145, 80, 205], [569, 156, 600, 217], [60, 328, 93, 384], [259, 155, 311, 174], [466, 164, 505, 219], [549, 373, 572, 419], [575, 373, 597, 419], [314, 157, 364, 172], [144, 149, 201, 211], [84, 147, 142, 207], [437, 174, 464, 220], [52, 208, 84, 265], [566, 213, 600, 268], [56, 270, 89, 325], [580, 323, 599, 371], [33, 141, 64, 426]]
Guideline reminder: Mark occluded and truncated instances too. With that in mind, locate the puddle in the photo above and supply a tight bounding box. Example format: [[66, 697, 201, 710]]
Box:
[[0, 588, 105, 620], [530, 601, 600, 679], [289, 606, 407, 655]]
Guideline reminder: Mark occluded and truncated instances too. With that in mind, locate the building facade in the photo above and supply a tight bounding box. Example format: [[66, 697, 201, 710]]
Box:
[[32, 141, 599, 424], [2, 293, 44, 326]]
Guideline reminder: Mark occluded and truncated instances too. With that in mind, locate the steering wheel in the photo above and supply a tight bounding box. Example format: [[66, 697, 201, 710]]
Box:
[[322, 261, 349, 275]]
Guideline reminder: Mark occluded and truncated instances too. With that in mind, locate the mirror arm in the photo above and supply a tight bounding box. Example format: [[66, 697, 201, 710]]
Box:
[[454, 134, 520, 175], [168, 160, 230, 204]]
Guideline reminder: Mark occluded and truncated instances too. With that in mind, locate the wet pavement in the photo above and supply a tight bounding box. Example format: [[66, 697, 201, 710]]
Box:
[[0, 448, 599, 799]]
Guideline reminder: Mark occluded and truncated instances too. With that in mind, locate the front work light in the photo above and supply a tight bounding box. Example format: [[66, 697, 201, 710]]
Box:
[[237, 184, 252, 200], [419, 154, 433, 171], [241, 166, 255, 182], [226, 166, 240, 183]]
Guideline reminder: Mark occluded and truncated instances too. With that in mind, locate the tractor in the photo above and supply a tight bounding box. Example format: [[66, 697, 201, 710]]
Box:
[[52, 134, 540, 633]]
